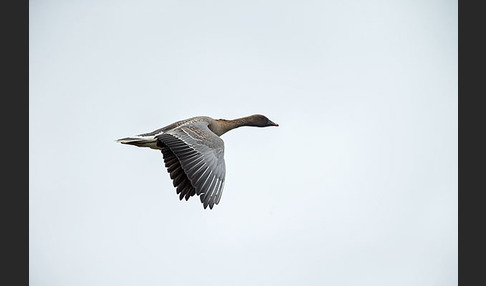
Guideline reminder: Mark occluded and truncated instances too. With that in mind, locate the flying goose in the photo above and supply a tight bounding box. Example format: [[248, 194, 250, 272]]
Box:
[[117, 114, 278, 209]]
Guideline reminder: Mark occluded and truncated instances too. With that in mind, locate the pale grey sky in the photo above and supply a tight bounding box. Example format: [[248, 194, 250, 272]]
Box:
[[30, 0, 457, 285]]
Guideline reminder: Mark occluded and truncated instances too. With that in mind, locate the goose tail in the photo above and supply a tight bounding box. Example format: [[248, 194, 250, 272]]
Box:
[[116, 136, 160, 149]]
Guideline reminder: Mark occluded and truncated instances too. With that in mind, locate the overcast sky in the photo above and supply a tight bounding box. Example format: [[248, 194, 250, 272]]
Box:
[[30, 0, 457, 285]]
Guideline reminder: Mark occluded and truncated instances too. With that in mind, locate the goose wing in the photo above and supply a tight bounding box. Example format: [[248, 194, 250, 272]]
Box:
[[157, 121, 226, 209]]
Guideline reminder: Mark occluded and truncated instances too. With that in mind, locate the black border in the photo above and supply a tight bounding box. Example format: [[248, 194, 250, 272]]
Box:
[[458, 0, 481, 285], [3, 0, 29, 285]]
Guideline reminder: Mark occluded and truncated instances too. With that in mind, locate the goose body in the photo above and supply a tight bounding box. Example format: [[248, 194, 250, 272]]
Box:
[[117, 114, 278, 209]]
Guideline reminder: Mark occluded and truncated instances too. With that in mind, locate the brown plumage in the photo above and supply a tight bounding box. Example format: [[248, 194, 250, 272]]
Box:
[[117, 114, 278, 209]]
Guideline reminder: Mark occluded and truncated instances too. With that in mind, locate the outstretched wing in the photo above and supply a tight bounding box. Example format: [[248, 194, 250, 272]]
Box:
[[157, 122, 226, 209]]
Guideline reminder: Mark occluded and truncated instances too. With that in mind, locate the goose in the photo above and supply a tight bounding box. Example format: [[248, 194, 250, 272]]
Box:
[[117, 114, 278, 209]]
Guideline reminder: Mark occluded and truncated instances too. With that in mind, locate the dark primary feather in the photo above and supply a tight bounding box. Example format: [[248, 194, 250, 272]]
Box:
[[161, 147, 196, 201]]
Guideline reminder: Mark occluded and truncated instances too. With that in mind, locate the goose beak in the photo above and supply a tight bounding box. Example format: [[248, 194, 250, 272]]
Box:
[[268, 120, 279, 127]]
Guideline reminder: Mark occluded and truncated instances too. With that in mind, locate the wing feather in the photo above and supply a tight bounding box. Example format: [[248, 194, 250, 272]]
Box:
[[157, 122, 226, 209]]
